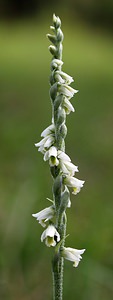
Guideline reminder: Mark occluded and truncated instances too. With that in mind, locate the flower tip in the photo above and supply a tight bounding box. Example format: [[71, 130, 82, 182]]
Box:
[[82, 248, 86, 253], [75, 89, 79, 94], [34, 143, 38, 147], [53, 13, 56, 20], [32, 213, 35, 218]]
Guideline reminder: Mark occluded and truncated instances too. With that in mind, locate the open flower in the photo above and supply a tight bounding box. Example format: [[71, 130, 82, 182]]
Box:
[[41, 224, 60, 247], [55, 71, 74, 85], [58, 83, 78, 99], [64, 175, 85, 195], [32, 206, 55, 227], [44, 146, 59, 166], [44, 147, 78, 176], [35, 124, 55, 153], [58, 151, 78, 176], [62, 247, 85, 267], [63, 97, 75, 115], [41, 124, 55, 137]]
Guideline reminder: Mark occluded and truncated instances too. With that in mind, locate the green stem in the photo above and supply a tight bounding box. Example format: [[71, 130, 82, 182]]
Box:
[[48, 14, 67, 300], [52, 255, 64, 300], [52, 194, 67, 300]]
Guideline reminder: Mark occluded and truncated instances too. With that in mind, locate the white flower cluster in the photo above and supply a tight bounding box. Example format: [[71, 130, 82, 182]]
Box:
[[33, 125, 85, 266], [35, 127, 85, 196], [50, 57, 78, 115]]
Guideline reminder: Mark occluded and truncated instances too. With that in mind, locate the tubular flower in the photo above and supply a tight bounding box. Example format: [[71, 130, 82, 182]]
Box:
[[41, 224, 60, 247], [32, 206, 55, 227], [62, 247, 85, 267], [55, 71, 74, 85], [44, 146, 59, 166], [64, 175, 85, 195], [41, 124, 55, 137], [63, 97, 75, 115], [58, 150, 79, 176], [58, 83, 78, 99], [35, 124, 55, 153], [43, 147, 78, 176]]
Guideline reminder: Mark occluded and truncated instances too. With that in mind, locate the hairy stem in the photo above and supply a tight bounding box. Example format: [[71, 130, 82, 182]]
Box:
[[48, 14, 67, 300]]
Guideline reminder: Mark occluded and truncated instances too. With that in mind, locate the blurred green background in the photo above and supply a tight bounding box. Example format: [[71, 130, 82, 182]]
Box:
[[0, 1, 113, 299]]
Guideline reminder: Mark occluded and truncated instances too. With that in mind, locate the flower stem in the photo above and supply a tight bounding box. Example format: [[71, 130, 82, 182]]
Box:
[[52, 213, 66, 300], [52, 255, 64, 300], [48, 14, 68, 299]]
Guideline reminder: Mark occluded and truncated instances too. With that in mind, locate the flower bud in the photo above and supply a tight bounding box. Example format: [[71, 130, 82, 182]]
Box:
[[47, 34, 57, 45], [53, 14, 61, 29], [49, 45, 57, 56]]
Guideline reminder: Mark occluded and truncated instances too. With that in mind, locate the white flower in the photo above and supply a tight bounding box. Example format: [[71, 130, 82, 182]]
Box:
[[32, 206, 55, 227], [63, 97, 75, 114], [55, 71, 74, 85], [41, 224, 60, 247], [41, 124, 55, 137], [44, 146, 59, 166], [35, 124, 55, 153], [58, 84, 78, 99], [58, 151, 79, 176], [64, 175, 85, 195], [62, 247, 85, 267], [43, 148, 78, 176], [51, 59, 63, 70], [35, 134, 55, 153]]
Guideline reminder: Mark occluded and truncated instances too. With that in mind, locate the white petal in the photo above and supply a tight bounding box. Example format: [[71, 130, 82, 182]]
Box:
[[73, 261, 79, 267], [41, 124, 54, 137], [41, 230, 47, 242], [41, 225, 60, 247], [63, 97, 75, 114], [49, 146, 57, 158], [32, 206, 54, 227], [64, 176, 85, 195], [39, 220, 46, 227], [58, 150, 71, 162], [32, 207, 54, 221], [35, 137, 46, 147], [64, 161, 79, 175], [44, 135, 55, 148], [44, 224, 56, 237], [65, 176, 85, 188], [60, 161, 70, 174], [62, 247, 85, 267], [44, 150, 49, 161], [65, 85, 78, 95], [66, 247, 85, 256], [56, 71, 74, 84], [58, 84, 78, 98], [55, 73, 65, 84], [38, 145, 45, 153]]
